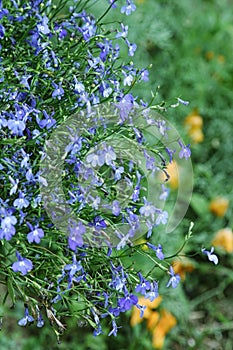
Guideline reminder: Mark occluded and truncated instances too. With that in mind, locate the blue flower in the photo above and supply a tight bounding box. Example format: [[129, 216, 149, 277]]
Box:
[[121, 0, 136, 16], [27, 226, 44, 244], [178, 140, 191, 160], [144, 281, 159, 301], [86, 150, 105, 167], [18, 306, 34, 326], [37, 15, 50, 35], [115, 23, 128, 38], [0, 225, 16, 241], [64, 255, 83, 277], [126, 39, 137, 56], [147, 243, 164, 260], [51, 82, 64, 100], [68, 221, 85, 251], [13, 191, 29, 210], [7, 119, 26, 136], [135, 272, 151, 294], [166, 266, 181, 288], [155, 210, 169, 226], [12, 251, 33, 276], [139, 198, 157, 221], [201, 247, 218, 265], [118, 292, 138, 312]]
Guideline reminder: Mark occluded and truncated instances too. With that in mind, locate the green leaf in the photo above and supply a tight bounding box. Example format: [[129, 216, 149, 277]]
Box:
[[6, 277, 16, 307], [191, 193, 209, 217]]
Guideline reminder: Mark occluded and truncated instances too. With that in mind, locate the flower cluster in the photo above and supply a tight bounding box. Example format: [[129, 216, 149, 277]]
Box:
[[0, 0, 216, 340]]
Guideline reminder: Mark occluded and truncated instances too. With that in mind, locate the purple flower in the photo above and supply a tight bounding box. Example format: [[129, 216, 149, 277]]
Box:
[[159, 184, 169, 201], [103, 145, 116, 165], [121, 0, 136, 15], [144, 281, 159, 301], [13, 191, 29, 209], [140, 69, 149, 82], [68, 221, 85, 251], [165, 147, 176, 163], [0, 24, 5, 39], [74, 77, 85, 93], [118, 293, 138, 312], [12, 251, 33, 276], [18, 306, 34, 326], [86, 150, 105, 167], [64, 255, 83, 277], [135, 272, 151, 294], [27, 227, 44, 244], [1, 214, 17, 229], [52, 82, 64, 100], [37, 15, 50, 35], [0, 225, 16, 241], [201, 247, 218, 265], [126, 39, 137, 56], [115, 23, 128, 38], [139, 198, 157, 221], [178, 140, 191, 160], [147, 243, 164, 260], [166, 266, 180, 288], [115, 94, 134, 120], [113, 166, 124, 181], [7, 119, 26, 136], [112, 200, 121, 216], [156, 210, 168, 226]]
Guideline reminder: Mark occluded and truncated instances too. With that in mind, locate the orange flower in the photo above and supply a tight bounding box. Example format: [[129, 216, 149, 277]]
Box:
[[151, 309, 177, 349], [184, 111, 204, 143], [212, 228, 233, 253], [130, 296, 162, 327], [147, 311, 160, 331], [173, 258, 195, 280], [184, 114, 203, 129], [209, 197, 229, 217], [188, 128, 204, 143]]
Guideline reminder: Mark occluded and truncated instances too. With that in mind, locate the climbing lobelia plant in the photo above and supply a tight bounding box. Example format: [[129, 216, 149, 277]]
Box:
[[0, 0, 217, 341]]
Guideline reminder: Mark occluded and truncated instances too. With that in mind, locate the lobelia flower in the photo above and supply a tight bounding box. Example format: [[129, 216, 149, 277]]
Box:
[[18, 306, 34, 326], [68, 221, 85, 251], [12, 251, 33, 276], [135, 272, 151, 295], [115, 23, 128, 38], [51, 82, 64, 100], [144, 281, 159, 302], [139, 198, 157, 221], [118, 290, 138, 312], [166, 266, 181, 288], [27, 223, 44, 244], [121, 0, 136, 16], [13, 191, 30, 209], [201, 247, 218, 265], [125, 39, 137, 56], [147, 243, 165, 260], [37, 15, 50, 35], [178, 140, 191, 160], [155, 210, 169, 226]]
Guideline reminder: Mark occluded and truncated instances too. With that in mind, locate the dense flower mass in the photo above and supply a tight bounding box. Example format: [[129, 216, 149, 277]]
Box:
[[0, 0, 215, 340]]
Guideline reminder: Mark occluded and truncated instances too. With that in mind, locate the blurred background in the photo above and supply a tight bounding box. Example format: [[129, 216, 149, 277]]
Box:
[[1, 0, 232, 349]]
